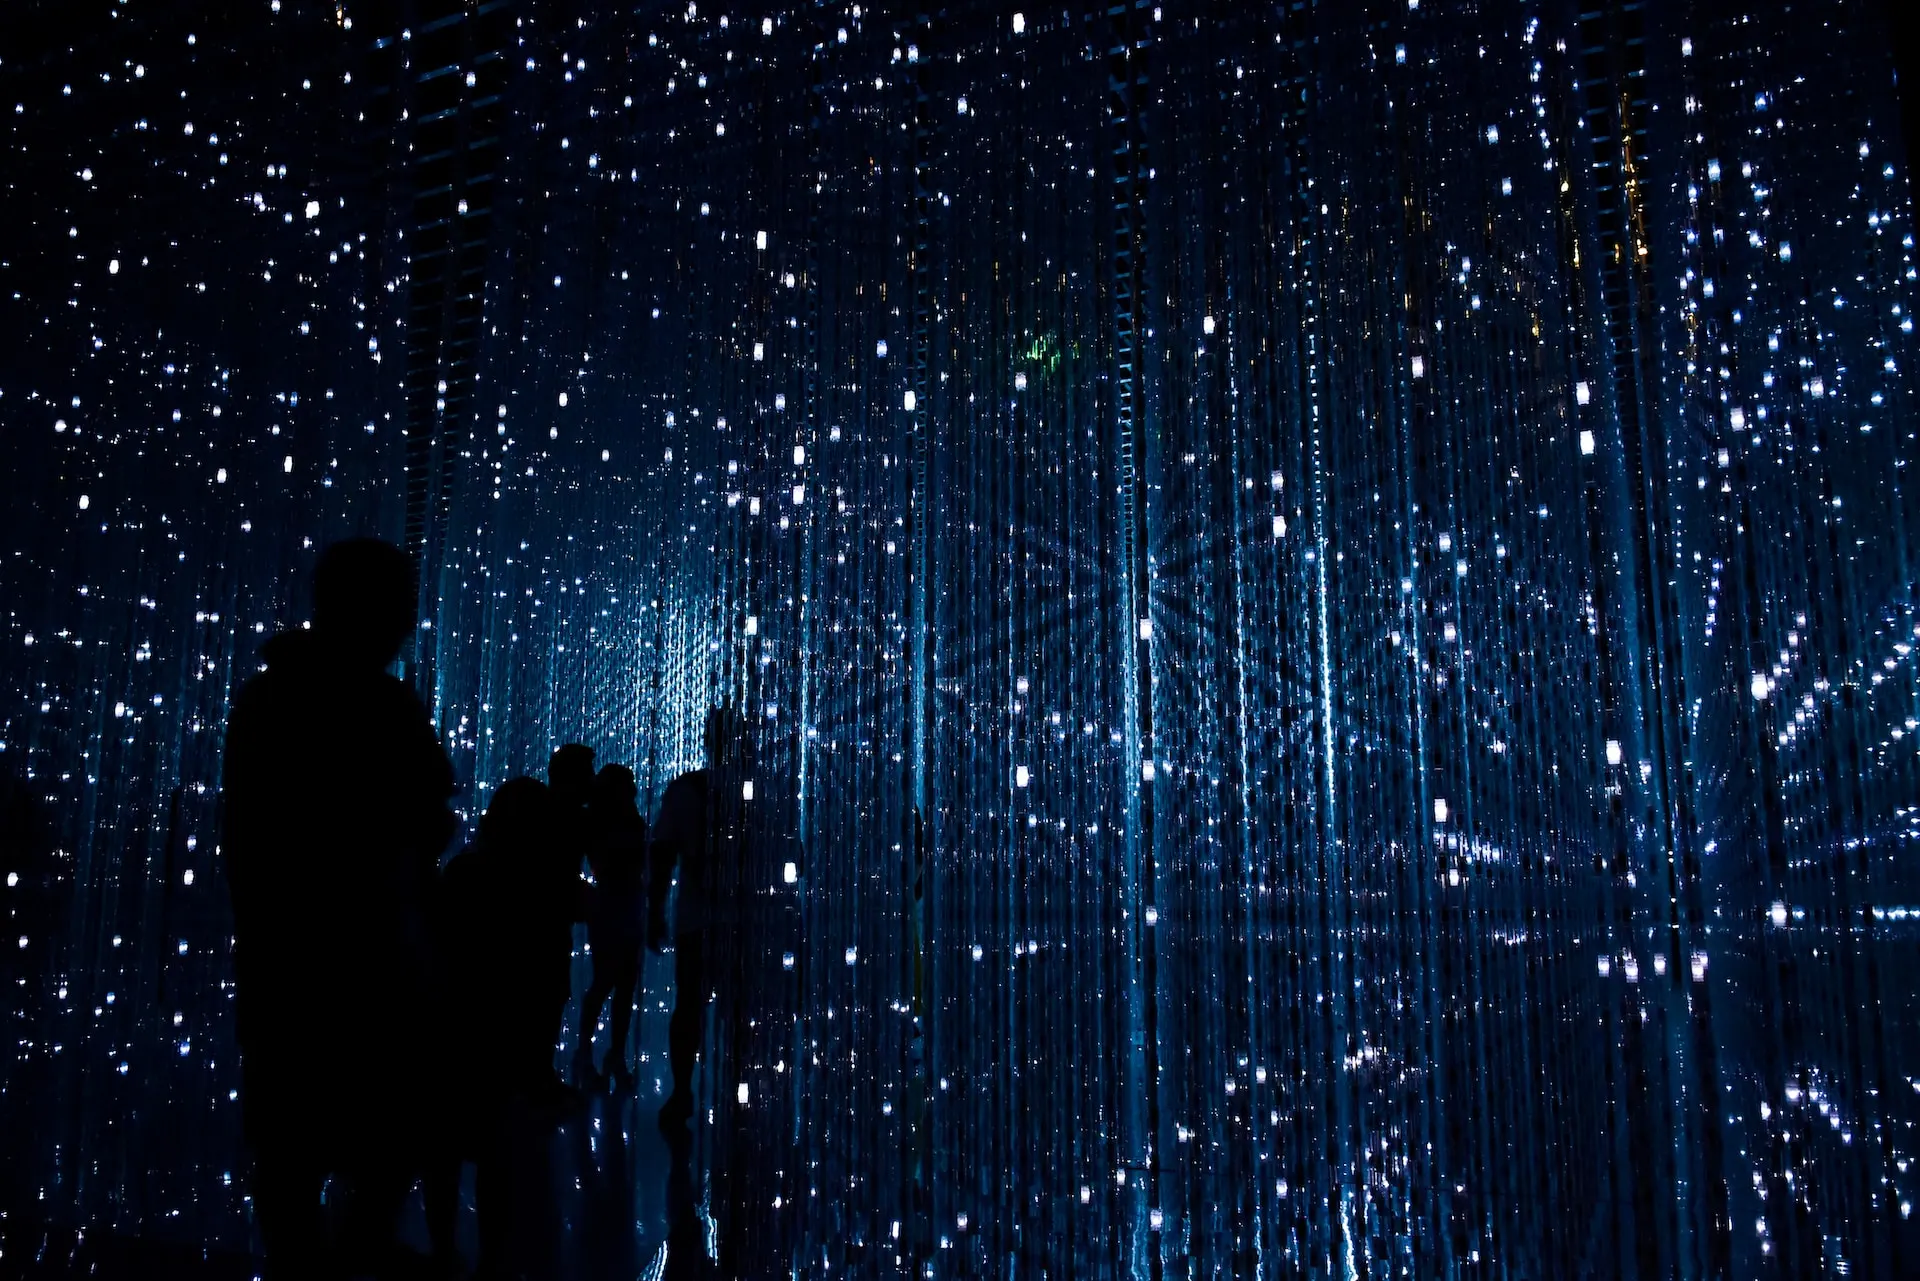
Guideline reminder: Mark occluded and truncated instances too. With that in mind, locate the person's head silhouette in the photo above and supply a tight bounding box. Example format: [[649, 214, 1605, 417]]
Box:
[[312, 538, 416, 668], [593, 762, 638, 809], [548, 743, 596, 808]]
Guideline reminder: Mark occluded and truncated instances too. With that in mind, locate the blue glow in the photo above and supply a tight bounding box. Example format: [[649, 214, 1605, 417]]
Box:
[[2, 1, 1918, 1276]]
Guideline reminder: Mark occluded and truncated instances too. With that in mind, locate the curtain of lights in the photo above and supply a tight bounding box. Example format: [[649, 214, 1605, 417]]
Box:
[[3, 0, 1918, 1277]]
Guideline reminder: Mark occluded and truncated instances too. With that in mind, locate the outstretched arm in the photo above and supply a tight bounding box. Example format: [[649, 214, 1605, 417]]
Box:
[[648, 777, 693, 950], [647, 834, 676, 951]]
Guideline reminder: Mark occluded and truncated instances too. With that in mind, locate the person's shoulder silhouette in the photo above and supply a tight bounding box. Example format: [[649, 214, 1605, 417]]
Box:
[[652, 766, 709, 845], [441, 776, 554, 972], [224, 539, 454, 1071], [445, 777, 551, 896]]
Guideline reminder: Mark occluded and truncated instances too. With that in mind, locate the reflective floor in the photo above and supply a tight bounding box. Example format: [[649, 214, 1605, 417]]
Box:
[[401, 964, 683, 1279], [403, 1083, 677, 1280]]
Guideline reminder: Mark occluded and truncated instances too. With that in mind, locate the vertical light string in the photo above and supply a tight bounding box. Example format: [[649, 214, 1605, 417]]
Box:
[[3, 3, 1918, 1277]]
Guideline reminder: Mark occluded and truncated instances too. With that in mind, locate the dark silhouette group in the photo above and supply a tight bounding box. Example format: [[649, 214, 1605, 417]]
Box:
[[222, 539, 742, 1280]]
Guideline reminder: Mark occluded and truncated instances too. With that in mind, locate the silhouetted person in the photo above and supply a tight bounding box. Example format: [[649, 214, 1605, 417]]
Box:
[[652, 709, 799, 1280], [427, 776, 563, 1276], [573, 763, 648, 1090], [222, 538, 455, 1280], [648, 706, 752, 1133]]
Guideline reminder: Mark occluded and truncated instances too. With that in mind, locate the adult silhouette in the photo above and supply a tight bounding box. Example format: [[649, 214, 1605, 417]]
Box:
[[222, 538, 454, 1279], [650, 709, 800, 1279], [428, 775, 562, 1275], [648, 706, 752, 1132], [573, 763, 648, 1090]]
